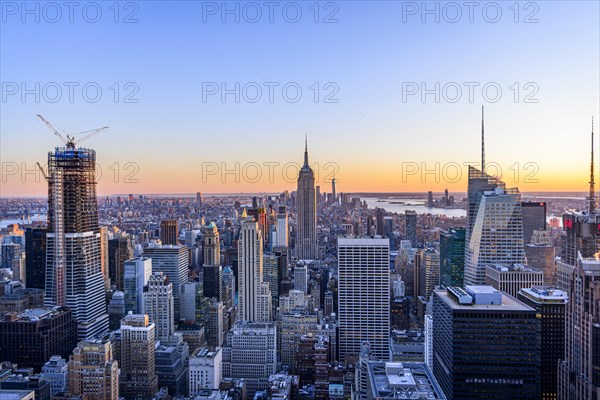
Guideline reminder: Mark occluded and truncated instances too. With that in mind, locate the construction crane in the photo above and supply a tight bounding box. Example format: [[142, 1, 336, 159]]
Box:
[[36, 114, 108, 149]]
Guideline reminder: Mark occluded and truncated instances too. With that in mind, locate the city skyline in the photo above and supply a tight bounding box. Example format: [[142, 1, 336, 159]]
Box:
[[1, 1, 599, 196], [1, 2, 599, 399]]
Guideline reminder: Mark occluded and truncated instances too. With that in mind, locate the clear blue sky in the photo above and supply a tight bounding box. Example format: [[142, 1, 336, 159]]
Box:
[[1, 1, 599, 195]]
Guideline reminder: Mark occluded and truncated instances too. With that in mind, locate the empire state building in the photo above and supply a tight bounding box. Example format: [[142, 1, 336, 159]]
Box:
[[296, 138, 317, 260]]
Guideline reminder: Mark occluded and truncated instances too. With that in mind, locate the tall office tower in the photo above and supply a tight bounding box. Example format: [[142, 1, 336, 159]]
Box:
[[203, 223, 222, 301], [525, 230, 556, 285], [0, 306, 77, 371], [275, 206, 289, 247], [1, 242, 20, 269], [296, 334, 329, 386], [203, 222, 220, 266], [189, 348, 222, 396], [108, 291, 125, 331], [280, 311, 318, 372], [294, 263, 308, 293], [154, 341, 187, 396], [331, 175, 337, 202], [180, 281, 210, 330], [108, 237, 132, 291], [383, 216, 394, 248], [68, 337, 119, 400], [99, 227, 109, 291], [160, 219, 179, 246], [44, 144, 108, 340], [404, 210, 417, 246], [41, 355, 69, 397], [237, 218, 271, 322], [143, 245, 188, 321], [427, 191, 434, 208], [222, 266, 235, 309], [463, 186, 525, 286], [143, 272, 175, 342], [484, 264, 544, 297], [558, 256, 600, 399], [207, 299, 224, 348], [521, 202, 547, 244], [25, 227, 46, 290], [263, 253, 279, 309], [558, 121, 600, 399], [418, 249, 440, 301], [221, 321, 277, 398], [203, 265, 223, 301], [123, 257, 152, 314], [367, 215, 377, 236], [439, 227, 465, 288], [120, 314, 158, 400], [432, 286, 539, 399], [517, 287, 567, 400], [296, 138, 318, 260], [376, 208, 385, 236], [337, 236, 390, 361], [196, 192, 203, 207], [248, 207, 269, 243]]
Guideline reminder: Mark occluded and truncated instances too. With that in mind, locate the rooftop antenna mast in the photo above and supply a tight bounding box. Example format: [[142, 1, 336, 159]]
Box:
[[590, 116, 596, 214]]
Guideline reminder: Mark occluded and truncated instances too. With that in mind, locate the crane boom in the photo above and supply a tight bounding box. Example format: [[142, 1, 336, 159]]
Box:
[[37, 114, 108, 148], [76, 126, 109, 145], [36, 114, 68, 145]]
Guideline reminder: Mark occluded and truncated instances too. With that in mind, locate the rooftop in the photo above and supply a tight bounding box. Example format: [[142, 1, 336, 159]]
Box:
[[367, 362, 446, 399], [519, 287, 569, 303], [436, 286, 533, 311]]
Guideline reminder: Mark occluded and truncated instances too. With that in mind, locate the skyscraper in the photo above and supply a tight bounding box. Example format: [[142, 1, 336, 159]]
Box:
[[160, 219, 179, 246], [518, 287, 568, 400], [203, 222, 223, 301], [123, 257, 152, 314], [464, 184, 525, 285], [439, 227, 465, 288], [203, 222, 220, 266], [143, 245, 188, 321], [120, 314, 158, 399], [404, 210, 417, 247], [294, 263, 308, 294], [221, 321, 277, 398], [25, 227, 46, 290], [296, 137, 317, 260], [337, 236, 390, 361], [275, 206, 289, 247], [108, 237, 132, 291], [68, 337, 119, 400], [44, 144, 109, 340], [557, 120, 600, 399], [143, 272, 175, 342], [521, 201, 547, 244], [237, 217, 271, 322], [432, 286, 539, 399]]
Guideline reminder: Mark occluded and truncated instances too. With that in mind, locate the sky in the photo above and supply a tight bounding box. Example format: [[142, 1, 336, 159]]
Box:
[[1, 0, 599, 196]]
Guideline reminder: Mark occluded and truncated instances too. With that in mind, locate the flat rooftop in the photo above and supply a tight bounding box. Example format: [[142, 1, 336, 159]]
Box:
[[368, 361, 446, 399], [338, 235, 389, 245], [435, 288, 533, 311], [519, 287, 568, 302]]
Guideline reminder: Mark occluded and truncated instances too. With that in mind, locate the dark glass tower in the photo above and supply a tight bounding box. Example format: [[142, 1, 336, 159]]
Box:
[[25, 227, 47, 290], [439, 227, 465, 288]]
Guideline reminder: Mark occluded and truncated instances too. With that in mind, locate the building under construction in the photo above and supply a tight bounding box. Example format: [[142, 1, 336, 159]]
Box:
[[44, 145, 109, 340]]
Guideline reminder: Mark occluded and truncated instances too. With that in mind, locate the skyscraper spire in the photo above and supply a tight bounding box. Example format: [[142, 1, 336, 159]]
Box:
[[304, 134, 309, 167], [590, 116, 596, 214], [481, 105, 485, 173]]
